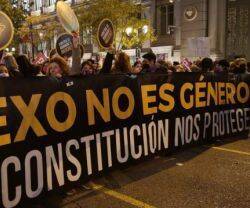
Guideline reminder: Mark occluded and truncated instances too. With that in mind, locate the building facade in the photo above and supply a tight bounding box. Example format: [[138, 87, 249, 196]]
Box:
[[25, 0, 250, 61]]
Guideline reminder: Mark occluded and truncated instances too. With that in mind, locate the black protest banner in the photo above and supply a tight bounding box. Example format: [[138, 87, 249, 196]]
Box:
[[0, 73, 249, 207]]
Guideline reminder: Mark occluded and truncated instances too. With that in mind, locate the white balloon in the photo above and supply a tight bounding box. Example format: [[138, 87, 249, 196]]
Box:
[[56, 1, 79, 34]]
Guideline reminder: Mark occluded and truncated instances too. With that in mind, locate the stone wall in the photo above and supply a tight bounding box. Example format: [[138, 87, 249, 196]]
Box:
[[180, 0, 208, 58]]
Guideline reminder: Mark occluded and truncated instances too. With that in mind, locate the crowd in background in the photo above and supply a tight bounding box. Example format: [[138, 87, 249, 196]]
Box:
[[0, 36, 249, 78]]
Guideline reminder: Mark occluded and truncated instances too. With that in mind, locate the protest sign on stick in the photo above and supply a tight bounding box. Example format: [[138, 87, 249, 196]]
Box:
[[97, 19, 115, 49], [56, 1, 79, 34], [56, 33, 73, 58], [0, 12, 14, 51]]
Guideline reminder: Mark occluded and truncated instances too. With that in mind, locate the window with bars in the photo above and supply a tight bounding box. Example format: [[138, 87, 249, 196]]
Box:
[[168, 4, 174, 26], [45, 0, 56, 7], [158, 4, 174, 35], [160, 6, 167, 35], [34, 0, 42, 11]]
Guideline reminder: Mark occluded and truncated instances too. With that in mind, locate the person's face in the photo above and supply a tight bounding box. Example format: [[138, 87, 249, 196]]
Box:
[[142, 59, 150, 69], [133, 63, 142, 74], [48, 62, 62, 78], [143, 58, 155, 68], [82, 64, 93, 75], [142, 59, 150, 66], [42, 63, 49, 74], [0, 66, 9, 77], [215, 64, 223, 72]]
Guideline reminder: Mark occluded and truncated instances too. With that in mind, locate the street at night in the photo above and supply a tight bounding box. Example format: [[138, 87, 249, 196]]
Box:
[[35, 137, 250, 208]]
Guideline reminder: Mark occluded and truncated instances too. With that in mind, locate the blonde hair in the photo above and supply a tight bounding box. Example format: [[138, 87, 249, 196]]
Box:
[[48, 56, 70, 76], [234, 58, 247, 67], [176, 65, 185, 72]]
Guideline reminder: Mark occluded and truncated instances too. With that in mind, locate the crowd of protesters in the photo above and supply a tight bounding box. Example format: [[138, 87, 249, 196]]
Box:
[[0, 36, 249, 78]]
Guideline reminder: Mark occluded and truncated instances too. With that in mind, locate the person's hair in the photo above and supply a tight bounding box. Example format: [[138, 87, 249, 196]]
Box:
[[234, 58, 246, 65], [81, 61, 93, 70], [218, 59, 230, 72], [233, 58, 247, 74], [113, 52, 132, 73], [234, 55, 245, 60], [87, 59, 95, 65], [176, 65, 185, 72], [217, 59, 230, 72], [16, 55, 40, 77], [201, 58, 213, 72], [157, 60, 169, 70], [173, 61, 180, 66], [194, 59, 202, 68], [49, 56, 70, 76], [235, 64, 247, 74], [190, 64, 201, 72], [169, 66, 176, 73], [3, 55, 18, 71], [142, 52, 157, 64]]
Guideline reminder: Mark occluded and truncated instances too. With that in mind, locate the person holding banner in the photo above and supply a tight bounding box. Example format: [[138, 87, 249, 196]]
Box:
[[47, 34, 81, 77]]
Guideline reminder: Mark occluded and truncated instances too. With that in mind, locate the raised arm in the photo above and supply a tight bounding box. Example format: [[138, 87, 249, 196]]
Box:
[[69, 33, 82, 76], [99, 46, 116, 74]]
